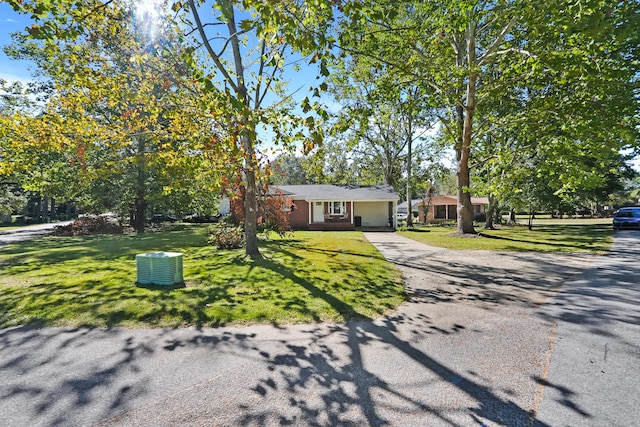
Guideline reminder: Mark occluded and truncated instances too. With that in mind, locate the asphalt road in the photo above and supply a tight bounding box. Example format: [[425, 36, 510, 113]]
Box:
[[0, 222, 72, 245], [534, 230, 640, 426], [0, 231, 637, 426]]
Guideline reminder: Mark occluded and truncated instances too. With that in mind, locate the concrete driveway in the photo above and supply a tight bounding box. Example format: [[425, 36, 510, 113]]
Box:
[[0, 231, 637, 426]]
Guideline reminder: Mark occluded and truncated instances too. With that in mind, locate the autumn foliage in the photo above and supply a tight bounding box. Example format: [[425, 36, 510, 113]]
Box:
[[229, 176, 292, 238]]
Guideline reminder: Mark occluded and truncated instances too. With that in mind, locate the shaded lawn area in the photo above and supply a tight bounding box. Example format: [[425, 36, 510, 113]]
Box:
[[399, 222, 614, 252], [0, 227, 405, 328]]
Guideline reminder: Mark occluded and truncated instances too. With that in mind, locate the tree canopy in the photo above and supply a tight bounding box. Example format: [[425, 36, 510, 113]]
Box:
[[335, 0, 639, 231], [3, 0, 335, 253], [1, 0, 638, 240]]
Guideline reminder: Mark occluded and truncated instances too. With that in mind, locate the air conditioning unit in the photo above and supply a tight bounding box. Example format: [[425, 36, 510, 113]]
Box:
[[136, 252, 184, 286]]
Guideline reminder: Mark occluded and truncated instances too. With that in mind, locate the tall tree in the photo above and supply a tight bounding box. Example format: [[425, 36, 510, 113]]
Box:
[[3, 2, 229, 231], [337, 0, 639, 234], [337, 1, 529, 233], [327, 54, 437, 221], [175, 0, 334, 255], [5, 0, 336, 255], [471, 1, 639, 224]]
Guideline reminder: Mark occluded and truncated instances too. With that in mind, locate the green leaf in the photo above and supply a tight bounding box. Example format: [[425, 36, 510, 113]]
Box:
[[301, 96, 311, 113], [239, 19, 254, 32]]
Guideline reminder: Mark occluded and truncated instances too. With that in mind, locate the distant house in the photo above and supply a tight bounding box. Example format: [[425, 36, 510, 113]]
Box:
[[416, 195, 489, 222], [219, 197, 231, 216], [397, 199, 424, 217], [276, 184, 400, 230]]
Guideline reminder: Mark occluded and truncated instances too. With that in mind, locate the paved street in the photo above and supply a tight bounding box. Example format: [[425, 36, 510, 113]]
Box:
[[535, 230, 640, 426], [0, 231, 637, 426], [0, 222, 72, 245]]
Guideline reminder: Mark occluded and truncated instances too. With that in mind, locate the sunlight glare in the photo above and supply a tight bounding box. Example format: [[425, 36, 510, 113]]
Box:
[[133, 0, 165, 43]]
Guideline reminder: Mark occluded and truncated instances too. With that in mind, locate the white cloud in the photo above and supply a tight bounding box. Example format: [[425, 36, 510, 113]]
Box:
[[0, 72, 33, 86]]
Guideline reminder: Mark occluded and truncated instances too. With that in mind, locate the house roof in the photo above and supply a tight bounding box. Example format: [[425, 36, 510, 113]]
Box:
[[430, 195, 457, 205], [397, 199, 425, 210], [471, 197, 490, 205], [276, 184, 399, 202], [428, 195, 489, 205]]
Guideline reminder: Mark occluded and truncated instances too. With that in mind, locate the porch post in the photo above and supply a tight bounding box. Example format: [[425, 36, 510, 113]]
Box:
[[351, 201, 354, 224], [308, 201, 312, 224], [393, 201, 397, 228]]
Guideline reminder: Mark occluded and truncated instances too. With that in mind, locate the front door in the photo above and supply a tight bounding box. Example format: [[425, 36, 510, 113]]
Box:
[[313, 202, 324, 223]]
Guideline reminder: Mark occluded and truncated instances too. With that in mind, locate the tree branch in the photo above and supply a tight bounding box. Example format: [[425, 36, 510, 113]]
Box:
[[187, 0, 239, 94], [477, 15, 518, 67]]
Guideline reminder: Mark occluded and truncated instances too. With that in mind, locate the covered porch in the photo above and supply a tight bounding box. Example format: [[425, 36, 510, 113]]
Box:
[[280, 184, 400, 231], [306, 200, 396, 231]]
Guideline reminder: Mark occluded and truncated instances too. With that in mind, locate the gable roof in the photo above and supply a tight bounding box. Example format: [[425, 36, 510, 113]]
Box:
[[398, 195, 490, 207], [428, 195, 489, 205], [397, 199, 425, 210], [471, 197, 490, 205], [276, 184, 399, 202]]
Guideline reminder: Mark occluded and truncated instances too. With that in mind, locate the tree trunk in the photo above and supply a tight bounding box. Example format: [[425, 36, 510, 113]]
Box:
[[133, 136, 147, 233], [34, 195, 41, 221], [456, 168, 475, 233], [41, 196, 49, 222], [493, 204, 502, 225], [129, 205, 135, 227], [454, 30, 476, 235], [133, 196, 147, 233], [509, 208, 516, 224], [485, 193, 497, 229], [455, 105, 475, 234], [227, 5, 260, 257], [243, 131, 260, 257], [50, 198, 56, 221], [405, 117, 413, 227]]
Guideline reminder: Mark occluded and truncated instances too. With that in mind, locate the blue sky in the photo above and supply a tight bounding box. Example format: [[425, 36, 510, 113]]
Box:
[[0, 2, 34, 84], [0, 2, 333, 156], [0, 2, 326, 98]]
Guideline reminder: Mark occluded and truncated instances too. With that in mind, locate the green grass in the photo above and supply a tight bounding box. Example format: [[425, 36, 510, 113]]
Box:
[[0, 227, 405, 328], [399, 220, 614, 252]]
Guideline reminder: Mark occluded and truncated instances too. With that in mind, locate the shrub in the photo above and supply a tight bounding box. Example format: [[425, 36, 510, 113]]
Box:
[[207, 222, 245, 249], [52, 217, 124, 236], [474, 212, 487, 223], [228, 178, 292, 238]]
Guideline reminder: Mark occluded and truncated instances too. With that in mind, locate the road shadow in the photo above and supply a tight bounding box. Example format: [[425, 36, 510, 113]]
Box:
[[536, 232, 640, 339], [237, 319, 550, 426], [1, 316, 551, 426], [2, 232, 610, 426]]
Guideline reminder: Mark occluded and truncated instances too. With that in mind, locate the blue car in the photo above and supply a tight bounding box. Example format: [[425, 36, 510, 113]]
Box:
[[612, 207, 640, 230]]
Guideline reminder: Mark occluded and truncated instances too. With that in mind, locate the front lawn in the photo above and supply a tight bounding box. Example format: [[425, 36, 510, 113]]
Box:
[[0, 227, 405, 328], [399, 221, 614, 252]]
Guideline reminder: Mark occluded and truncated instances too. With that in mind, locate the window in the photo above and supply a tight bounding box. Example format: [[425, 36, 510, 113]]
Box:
[[329, 201, 346, 215]]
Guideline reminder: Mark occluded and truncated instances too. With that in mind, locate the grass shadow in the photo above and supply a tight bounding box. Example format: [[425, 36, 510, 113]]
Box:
[[0, 229, 404, 328]]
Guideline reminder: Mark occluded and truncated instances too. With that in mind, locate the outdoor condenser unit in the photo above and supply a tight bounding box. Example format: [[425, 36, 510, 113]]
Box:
[[136, 252, 184, 286]]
